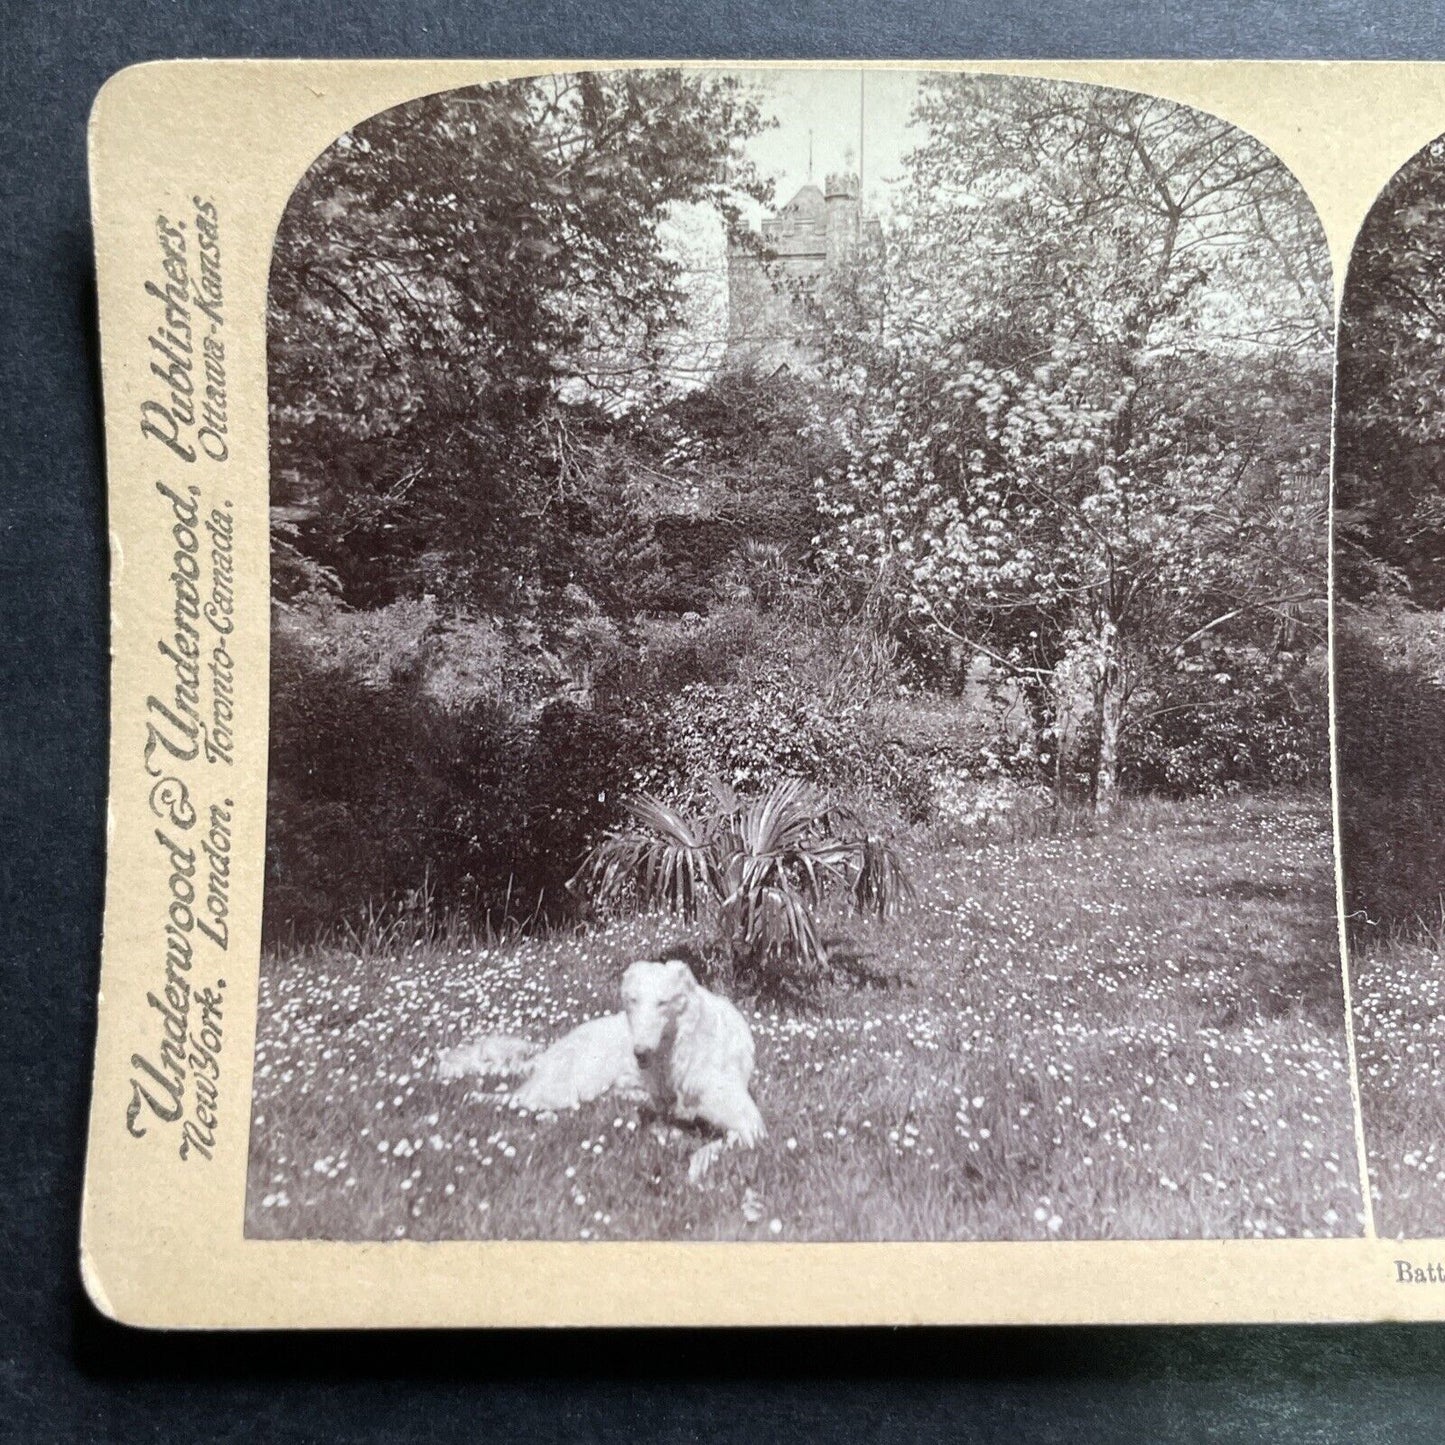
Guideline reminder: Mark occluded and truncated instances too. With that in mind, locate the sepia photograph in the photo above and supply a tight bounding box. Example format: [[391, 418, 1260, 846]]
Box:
[[1335, 133, 1445, 1242], [247, 67, 1363, 1243]]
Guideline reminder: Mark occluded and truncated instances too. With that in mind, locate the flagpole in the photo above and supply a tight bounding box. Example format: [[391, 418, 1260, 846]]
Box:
[[858, 69, 866, 201]]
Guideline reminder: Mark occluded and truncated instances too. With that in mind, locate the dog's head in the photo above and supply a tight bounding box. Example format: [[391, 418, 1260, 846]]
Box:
[[620, 959, 698, 1068]]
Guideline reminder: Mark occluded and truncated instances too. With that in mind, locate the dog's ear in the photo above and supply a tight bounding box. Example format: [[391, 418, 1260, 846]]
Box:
[[663, 958, 697, 993]]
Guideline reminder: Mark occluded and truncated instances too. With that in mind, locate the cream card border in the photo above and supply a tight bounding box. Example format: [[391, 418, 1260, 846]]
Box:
[[83, 59, 1445, 1328]]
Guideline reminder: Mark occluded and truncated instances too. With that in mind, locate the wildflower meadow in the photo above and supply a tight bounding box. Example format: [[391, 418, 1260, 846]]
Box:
[[246, 791, 1363, 1242], [1352, 932, 1445, 1240]]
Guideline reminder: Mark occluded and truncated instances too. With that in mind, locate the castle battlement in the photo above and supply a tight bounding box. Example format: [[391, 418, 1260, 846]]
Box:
[[723, 173, 865, 375]]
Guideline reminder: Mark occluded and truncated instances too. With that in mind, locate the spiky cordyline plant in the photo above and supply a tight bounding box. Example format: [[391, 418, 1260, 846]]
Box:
[[575, 777, 911, 988]]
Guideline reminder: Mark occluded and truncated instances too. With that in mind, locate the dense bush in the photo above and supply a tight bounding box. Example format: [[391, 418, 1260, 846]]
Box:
[[636, 680, 874, 794], [264, 587, 948, 939], [596, 602, 937, 819], [1122, 652, 1330, 797], [263, 588, 924, 938], [595, 605, 771, 703], [1336, 617, 1445, 932], [263, 626, 657, 939]]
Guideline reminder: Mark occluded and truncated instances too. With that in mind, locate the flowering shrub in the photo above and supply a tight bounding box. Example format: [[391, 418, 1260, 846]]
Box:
[[640, 680, 870, 793], [619, 674, 841, 793]]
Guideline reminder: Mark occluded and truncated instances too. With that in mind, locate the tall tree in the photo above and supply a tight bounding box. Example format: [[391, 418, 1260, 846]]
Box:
[[814, 77, 1332, 811], [268, 72, 768, 610]]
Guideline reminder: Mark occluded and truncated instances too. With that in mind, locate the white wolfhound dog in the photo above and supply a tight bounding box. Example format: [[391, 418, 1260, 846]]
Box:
[[438, 959, 764, 1180]]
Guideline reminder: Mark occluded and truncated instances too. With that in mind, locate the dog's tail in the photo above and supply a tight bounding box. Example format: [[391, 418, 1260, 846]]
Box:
[[436, 1033, 541, 1081]]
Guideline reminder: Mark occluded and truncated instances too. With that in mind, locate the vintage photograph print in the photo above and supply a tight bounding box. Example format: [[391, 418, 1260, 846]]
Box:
[[245, 68, 1363, 1246], [1335, 136, 1445, 1243]]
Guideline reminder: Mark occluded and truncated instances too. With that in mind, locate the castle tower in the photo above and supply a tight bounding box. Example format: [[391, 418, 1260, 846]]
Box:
[[723, 171, 866, 376], [824, 170, 860, 271]]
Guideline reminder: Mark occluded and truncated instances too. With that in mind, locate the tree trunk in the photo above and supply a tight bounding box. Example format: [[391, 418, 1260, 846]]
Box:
[[1053, 715, 1069, 804], [1095, 617, 1124, 820], [1049, 680, 1074, 805]]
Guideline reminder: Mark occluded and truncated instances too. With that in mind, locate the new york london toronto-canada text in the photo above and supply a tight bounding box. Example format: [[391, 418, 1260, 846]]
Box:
[[124, 196, 238, 1165]]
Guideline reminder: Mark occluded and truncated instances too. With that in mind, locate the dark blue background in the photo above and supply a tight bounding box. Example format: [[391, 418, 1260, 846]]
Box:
[[5, 3, 1445, 1439]]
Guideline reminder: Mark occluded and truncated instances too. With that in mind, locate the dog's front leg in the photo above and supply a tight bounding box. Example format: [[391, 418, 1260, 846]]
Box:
[[686, 1087, 766, 1186], [687, 1137, 727, 1185], [695, 1085, 765, 1149]]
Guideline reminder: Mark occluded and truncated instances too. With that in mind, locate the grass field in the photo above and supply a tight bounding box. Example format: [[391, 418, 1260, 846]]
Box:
[[1352, 927, 1445, 1240], [246, 790, 1364, 1242]]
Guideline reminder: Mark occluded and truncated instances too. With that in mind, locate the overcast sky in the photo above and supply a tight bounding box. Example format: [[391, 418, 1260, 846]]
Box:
[[655, 70, 924, 381], [723, 68, 924, 222]]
